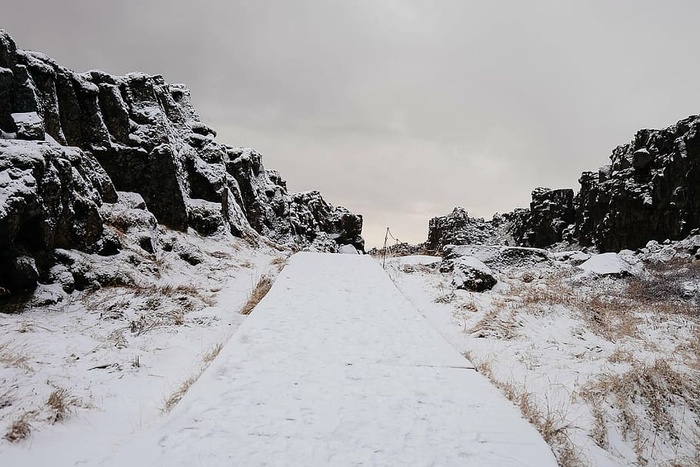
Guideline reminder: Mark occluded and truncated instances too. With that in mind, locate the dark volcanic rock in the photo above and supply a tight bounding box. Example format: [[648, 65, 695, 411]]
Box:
[[0, 30, 365, 295], [0, 140, 117, 291], [426, 208, 499, 251], [12, 111, 45, 140], [428, 115, 700, 253], [514, 187, 575, 248], [450, 256, 497, 292], [0, 30, 363, 248], [290, 190, 364, 252], [574, 115, 700, 251]]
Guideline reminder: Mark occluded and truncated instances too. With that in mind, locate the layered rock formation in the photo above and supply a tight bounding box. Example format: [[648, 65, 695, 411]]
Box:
[[0, 30, 363, 294], [428, 114, 700, 253]]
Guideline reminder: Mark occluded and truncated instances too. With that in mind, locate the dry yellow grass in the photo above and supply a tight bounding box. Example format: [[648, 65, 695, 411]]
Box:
[[437, 259, 700, 465], [579, 359, 700, 464], [4, 415, 31, 442], [46, 388, 74, 424], [0, 342, 31, 371], [240, 275, 273, 315], [202, 342, 223, 365], [163, 342, 226, 412], [270, 256, 289, 270], [163, 375, 198, 412], [463, 350, 582, 466]]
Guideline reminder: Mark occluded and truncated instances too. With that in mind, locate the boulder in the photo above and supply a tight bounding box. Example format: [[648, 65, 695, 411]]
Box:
[[450, 256, 497, 292], [10, 255, 39, 291], [443, 245, 550, 271], [578, 252, 640, 277]]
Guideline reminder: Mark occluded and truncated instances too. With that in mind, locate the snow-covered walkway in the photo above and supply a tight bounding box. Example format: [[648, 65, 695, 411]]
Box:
[[107, 253, 557, 466]]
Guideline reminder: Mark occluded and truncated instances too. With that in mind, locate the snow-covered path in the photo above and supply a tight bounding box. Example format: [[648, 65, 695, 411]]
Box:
[[107, 253, 557, 466]]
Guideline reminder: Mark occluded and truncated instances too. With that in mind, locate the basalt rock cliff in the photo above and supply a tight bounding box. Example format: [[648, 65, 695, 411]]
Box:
[[0, 30, 363, 294], [428, 114, 700, 253]]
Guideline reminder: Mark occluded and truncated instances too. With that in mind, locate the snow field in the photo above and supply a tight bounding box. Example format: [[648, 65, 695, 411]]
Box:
[[387, 254, 700, 466], [106, 252, 557, 466], [0, 234, 284, 466]]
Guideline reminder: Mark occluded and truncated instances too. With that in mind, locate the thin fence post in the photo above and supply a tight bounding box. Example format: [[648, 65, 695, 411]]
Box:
[[382, 227, 389, 269]]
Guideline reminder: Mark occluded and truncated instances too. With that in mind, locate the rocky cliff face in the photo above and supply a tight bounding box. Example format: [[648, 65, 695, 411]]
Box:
[[513, 188, 575, 248], [574, 115, 700, 251], [427, 114, 700, 253], [0, 30, 363, 294]]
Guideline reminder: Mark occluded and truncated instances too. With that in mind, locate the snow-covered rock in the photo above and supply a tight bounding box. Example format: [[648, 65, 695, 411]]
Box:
[[0, 140, 117, 292], [443, 244, 550, 271], [0, 30, 365, 294], [576, 115, 700, 251], [338, 244, 359, 254], [578, 252, 640, 277], [428, 114, 700, 253], [451, 256, 497, 292], [10, 111, 44, 140]]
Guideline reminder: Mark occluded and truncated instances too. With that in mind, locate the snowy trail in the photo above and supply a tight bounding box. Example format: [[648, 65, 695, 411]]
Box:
[[106, 253, 557, 466]]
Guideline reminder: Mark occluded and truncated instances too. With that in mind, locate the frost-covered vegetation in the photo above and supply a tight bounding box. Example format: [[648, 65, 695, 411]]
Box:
[[387, 238, 700, 466]]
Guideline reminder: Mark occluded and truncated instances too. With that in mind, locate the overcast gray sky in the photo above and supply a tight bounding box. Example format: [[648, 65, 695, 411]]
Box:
[[5, 1, 700, 247]]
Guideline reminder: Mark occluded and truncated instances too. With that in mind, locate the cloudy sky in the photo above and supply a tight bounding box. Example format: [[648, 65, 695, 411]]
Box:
[[5, 1, 700, 246]]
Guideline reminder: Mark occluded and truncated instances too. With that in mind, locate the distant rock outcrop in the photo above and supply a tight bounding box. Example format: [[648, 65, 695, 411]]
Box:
[[426, 208, 496, 251], [574, 115, 700, 251], [427, 114, 700, 253], [0, 30, 364, 294], [516, 188, 575, 248]]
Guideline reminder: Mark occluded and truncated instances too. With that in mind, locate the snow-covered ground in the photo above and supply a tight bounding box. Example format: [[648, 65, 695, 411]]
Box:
[[0, 230, 286, 466], [386, 248, 700, 466], [104, 252, 556, 466], [1, 251, 557, 466], [3, 235, 698, 466]]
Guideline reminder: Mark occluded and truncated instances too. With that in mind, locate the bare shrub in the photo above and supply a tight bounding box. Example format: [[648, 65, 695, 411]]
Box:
[[4, 415, 31, 442], [240, 275, 273, 315]]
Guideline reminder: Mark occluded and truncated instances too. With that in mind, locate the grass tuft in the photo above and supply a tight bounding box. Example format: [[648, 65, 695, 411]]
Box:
[[4, 415, 31, 442], [46, 388, 74, 424], [240, 275, 273, 315], [464, 350, 583, 466], [163, 375, 198, 413]]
